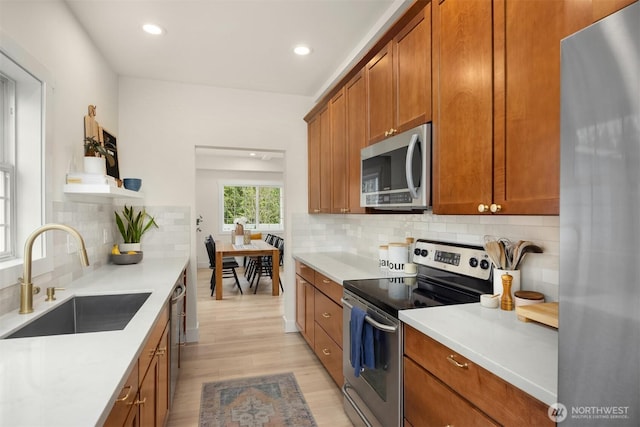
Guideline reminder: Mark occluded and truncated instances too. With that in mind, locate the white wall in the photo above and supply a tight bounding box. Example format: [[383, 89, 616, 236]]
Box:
[[118, 77, 312, 336], [0, 1, 119, 200]]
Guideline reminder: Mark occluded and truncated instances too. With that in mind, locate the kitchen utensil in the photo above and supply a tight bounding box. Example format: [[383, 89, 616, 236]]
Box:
[[484, 240, 503, 269], [499, 241, 507, 270], [513, 242, 543, 269]]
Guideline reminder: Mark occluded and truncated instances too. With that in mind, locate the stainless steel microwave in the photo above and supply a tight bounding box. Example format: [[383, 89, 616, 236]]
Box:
[[361, 123, 431, 210]]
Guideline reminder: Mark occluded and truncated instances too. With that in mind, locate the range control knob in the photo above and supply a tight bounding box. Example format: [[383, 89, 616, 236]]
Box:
[[469, 257, 479, 268], [480, 259, 490, 270], [420, 249, 429, 257], [414, 248, 421, 256]]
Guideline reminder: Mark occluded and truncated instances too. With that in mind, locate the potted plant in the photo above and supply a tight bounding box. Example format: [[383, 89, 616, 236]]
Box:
[[84, 135, 116, 174], [114, 205, 159, 252]]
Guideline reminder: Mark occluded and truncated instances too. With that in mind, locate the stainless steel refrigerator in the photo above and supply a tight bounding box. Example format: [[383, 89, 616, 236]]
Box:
[[560, 2, 639, 425]]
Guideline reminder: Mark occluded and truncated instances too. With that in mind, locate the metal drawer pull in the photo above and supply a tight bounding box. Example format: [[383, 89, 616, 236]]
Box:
[[322, 312, 331, 318], [129, 397, 146, 406], [447, 354, 468, 369], [322, 348, 331, 356], [115, 385, 132, 402], [322, 279, 331, 284], [341, 298, 398, 333]]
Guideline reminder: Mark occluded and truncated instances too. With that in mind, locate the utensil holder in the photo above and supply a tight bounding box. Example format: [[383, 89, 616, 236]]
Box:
[[493, 268, 520, 296]]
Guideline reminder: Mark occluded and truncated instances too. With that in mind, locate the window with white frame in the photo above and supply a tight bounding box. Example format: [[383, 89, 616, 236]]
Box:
[[221, 184, 284, 231], [0, 45, 48, 288], [0, 72, 16, 259]]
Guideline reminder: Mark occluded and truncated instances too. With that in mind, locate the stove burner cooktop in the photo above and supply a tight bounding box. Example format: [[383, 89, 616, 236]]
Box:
[[343, 240, 493, 317]]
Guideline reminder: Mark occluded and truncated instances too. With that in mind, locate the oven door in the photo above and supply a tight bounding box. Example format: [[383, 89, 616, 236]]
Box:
[[342, 290, 402, 427]]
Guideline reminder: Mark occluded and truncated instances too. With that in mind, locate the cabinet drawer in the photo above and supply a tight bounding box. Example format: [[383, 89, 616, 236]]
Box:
[[404, 357, 498, 427], [295, 261, 315, 283], [313, 271, 343, 305], [314, 322, 343, 387], [404, 325, 552, 426], [314, 289, 343, 347]]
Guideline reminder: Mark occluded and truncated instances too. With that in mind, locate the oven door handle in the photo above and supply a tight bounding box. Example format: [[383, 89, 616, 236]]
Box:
[[341, 298, 398, 333]]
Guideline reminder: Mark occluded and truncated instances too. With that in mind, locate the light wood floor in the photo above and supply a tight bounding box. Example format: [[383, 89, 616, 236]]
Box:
[[166, 267, 353, 427]]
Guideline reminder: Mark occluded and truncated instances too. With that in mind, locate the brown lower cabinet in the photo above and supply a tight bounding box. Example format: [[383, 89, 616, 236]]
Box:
[[104, 305, 170, 427], [295, 261, 343, 387], [403, 325, 553, 427]]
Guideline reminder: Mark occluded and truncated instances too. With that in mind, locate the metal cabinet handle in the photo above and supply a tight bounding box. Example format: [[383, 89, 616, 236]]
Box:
[[322, 348, 331, 356], [322, 279, 331, 284], [447, 354, 468, 369], [490, 203, 502, 213], [129, 397, 146, 406], [115, 385, 132, 402], [322, 312, 331, 318], [478, 204, 489, 213]]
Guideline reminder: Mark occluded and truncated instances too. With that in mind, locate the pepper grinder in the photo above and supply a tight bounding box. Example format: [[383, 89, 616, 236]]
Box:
[[501, 273, 514, 311]]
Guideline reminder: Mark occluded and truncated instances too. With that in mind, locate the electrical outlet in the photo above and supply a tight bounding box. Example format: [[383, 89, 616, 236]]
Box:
[[103, 229, 109, 244]]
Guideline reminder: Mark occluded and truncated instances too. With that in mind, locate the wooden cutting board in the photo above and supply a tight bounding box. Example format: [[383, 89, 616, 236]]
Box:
[[516, 302, 558, 328]]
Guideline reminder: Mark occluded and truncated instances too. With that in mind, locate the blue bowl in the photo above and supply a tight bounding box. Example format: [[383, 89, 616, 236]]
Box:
[[123, 178, 142, 192]]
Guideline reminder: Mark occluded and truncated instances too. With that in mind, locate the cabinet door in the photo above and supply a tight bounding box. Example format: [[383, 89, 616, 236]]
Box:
[[432, 0, 494, 214], [330, 88, 348, 213], [156, 324, 170, 425], [404, 357, 498, 427], [304, 281, 315, 345], [139, 356, 158, 427], [104, 362, 138, 427], [345, 70, 366, 214], [492, 0, 591, 214], [295, 275, 309, 343], [319, 107, 332, 213], [307, 114, 321, 214], [367, 42, 394, 144], [394, 3, 431, 132], [593, 0, 637, 20]]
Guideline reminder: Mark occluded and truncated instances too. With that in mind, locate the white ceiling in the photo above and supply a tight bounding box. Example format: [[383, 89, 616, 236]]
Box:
[[65, 0, 410, 100]]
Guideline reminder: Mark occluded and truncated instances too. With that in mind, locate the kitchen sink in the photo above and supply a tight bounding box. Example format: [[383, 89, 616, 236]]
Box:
[[5, 292, 151, 339]]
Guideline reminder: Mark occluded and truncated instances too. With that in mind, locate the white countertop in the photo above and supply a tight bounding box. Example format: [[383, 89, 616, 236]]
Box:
[[293, 251, 406, 284], [294, 250, 558, 406], [400, 304, 558, 406], [0, 257, 189, 427]]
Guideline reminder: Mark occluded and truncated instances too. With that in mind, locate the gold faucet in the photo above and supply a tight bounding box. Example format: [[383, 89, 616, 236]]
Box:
[[19, 224, 90, 314]]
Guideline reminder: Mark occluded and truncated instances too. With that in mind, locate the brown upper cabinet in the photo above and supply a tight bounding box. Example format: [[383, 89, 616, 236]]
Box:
[[367, 4, 431, 145], [432, 0, 592, 215], [307, 106, 331, 214]]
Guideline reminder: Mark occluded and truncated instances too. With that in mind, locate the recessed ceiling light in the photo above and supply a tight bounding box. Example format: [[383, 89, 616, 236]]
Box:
[[249, 152, 257, 157], [142, 23, 164, 35], [294, 45, 311, 56]]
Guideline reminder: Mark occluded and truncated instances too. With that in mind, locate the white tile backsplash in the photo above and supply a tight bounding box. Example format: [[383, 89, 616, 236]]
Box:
[[292, 212, 560, 302], [0, 201, 190, 316]]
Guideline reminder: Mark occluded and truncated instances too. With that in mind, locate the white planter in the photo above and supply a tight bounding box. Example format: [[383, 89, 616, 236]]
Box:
[[119, 243, 141, 252], [83, 156, 106, 175]]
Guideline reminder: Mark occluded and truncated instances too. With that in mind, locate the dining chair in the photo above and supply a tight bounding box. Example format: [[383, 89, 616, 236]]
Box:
[[252, 235, 284, 294], [205, 235, 242, 296]]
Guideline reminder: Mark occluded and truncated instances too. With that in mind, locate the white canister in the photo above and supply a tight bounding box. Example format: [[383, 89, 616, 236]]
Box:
[[387, 242, 409, 273], [378, 245, 389, 270], [493, 268, 521, 296]]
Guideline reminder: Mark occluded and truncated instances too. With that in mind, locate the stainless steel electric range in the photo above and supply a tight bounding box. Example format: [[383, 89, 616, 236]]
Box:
[[341, 239, 493, 427]]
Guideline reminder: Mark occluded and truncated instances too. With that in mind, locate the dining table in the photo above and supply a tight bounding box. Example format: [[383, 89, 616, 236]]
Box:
[[214, 239, 280, 300]]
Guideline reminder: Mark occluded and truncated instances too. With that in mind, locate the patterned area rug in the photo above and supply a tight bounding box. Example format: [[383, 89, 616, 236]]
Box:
[[199, 372, 318, 427]]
